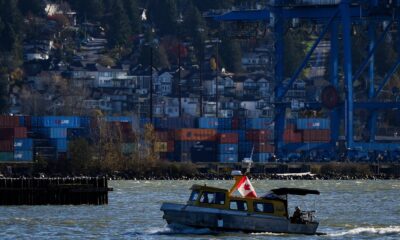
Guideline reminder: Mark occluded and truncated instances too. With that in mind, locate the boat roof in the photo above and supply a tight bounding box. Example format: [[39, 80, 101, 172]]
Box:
[[270, 188, 320, 196], [190, 184, 228, 193]]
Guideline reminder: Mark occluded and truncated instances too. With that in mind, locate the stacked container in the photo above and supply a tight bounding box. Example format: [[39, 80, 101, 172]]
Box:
[[244, 129, 274, 163], [0, 116, 32, 162], [174, 129, 217, 162], [296, 118, 331, 143], [217, 133, 239, 163]]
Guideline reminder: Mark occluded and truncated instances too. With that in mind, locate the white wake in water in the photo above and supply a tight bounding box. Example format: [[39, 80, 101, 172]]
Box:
[[328, 226, 400, 237], [146, 224, 217, 236]]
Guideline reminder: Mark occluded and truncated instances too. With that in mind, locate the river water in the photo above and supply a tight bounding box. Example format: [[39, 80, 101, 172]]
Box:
[[0, 180, 399, 239]]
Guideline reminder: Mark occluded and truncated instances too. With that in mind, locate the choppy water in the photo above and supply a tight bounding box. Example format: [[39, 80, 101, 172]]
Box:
[[0, 180, 399, 239]]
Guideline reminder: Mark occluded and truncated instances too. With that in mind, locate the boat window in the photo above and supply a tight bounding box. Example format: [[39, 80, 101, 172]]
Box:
[[230, 200, 248, 211], [189, 190, 199, 202], [254, 202, 274, 213], [200, 192, 225, 205]]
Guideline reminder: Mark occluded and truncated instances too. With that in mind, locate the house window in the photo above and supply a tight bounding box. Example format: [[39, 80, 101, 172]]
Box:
[[230, 200, 248, 211], [254, 202, 274, 213], [189, 190, 199, 201]]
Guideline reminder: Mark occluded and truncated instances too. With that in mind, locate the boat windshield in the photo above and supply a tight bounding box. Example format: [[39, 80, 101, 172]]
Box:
[[189, 190, 200, 202]]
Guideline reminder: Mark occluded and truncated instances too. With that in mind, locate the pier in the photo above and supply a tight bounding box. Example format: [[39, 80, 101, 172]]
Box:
[[0, 177, 112, 205]]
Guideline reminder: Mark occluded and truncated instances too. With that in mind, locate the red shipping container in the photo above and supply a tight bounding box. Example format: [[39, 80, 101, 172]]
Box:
[[0, 127, 27, 140], [245, 130, 272, 142], [302, 129, 330, 142], [283, 129, 302, 143], [218, 133, 239, 144], [0, 116, 19, 127], [175, 129, 217, 141], [254, 142, 275, 153], [0, 140, 13, 151]]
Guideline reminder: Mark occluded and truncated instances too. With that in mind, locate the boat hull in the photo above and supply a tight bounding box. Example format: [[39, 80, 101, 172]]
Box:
[[161, 203, 319, 235]]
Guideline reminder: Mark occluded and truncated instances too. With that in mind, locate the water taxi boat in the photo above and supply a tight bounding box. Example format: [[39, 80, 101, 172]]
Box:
[[160, 171, 320, 235]]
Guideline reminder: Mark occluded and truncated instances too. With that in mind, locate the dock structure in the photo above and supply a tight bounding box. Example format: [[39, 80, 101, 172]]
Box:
[[0, 177, 112, 205]]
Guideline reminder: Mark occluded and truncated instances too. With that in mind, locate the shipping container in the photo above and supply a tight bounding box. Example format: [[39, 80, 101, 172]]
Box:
[[302, 129, 331, 142], [253, 153, 271, 163], [14, 138, 33, 150], [283, 129, 303, 143], [159, 152, 175, 161], [231, 118, 240, 129], [38, 128, 67, 139], [0, 140, 13, 151], [218, 144, 238, 154], [245, 130, 273, 142], [218, 154, 238, 163], [217, 118, 232, 130], [51, 139, 68, 152], [296, 118, 330, 130], [174, 141, 198, 153], [240, 118, 273, 129], [80, 116, 91, 127], [191, 150, 217, 163], [0, 127, 27, 140], [254, 142, 275, 153], [154, 117, 195, 129], [218, 130, 246, 141], [175, 129, 217, 141], [14, 150, 33, 161], [105, 116, 133, 123], [0, 116, 20, 127], [238, 141, 254, 153], [0, 152, 13, 161], [197, 117, 219, 129], [218, 133, 239, 144], [33, 116, 81, 128], [67, 128, 91, 140], [156, 131, 175, 141]]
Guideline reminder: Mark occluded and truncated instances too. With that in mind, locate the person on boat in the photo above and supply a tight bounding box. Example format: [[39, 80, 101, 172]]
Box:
[[291, 206, 302, 223]]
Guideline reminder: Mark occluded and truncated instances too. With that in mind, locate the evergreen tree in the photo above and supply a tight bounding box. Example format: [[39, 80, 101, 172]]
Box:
[[284, 29, 306, 78], [0, 73, 9, 113], [122, 0, 140, 34], [18, 0, 44, 16], [68, 0, 104, 21], [107, 0, 132, 48], [183, 3, 207, 60], [148, 0, 178, 35], [220, 38, 242, 73]]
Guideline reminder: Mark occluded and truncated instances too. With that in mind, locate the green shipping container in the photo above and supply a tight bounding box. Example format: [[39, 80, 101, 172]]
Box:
[[0, 152, 14, 162]]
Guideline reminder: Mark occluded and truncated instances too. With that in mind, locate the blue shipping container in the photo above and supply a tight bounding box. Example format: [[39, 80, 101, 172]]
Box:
[[80, 116, 91, 127], [67, 128, 90, 139], [240, 118, 273, 129], [14, 138, 33, 150], [51, 139, 68, 152], [218, 144, 238, 154], [33, 116, 81, 128], [253, 153, 271, 163], [154, 117, 195, 129], [38, 128, 68, 139], [218, 154, 238, 163], [297, 118, 330, 130], [217, 118, 232, 130], [198, 117, 219, 129], [105, 116, 133, 123], [238, 141, 253, 153], [14, 151, 33, 161]]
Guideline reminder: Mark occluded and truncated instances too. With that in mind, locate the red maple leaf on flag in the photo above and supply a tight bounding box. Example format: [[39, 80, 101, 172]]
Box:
[[244, 183, 251, 191]]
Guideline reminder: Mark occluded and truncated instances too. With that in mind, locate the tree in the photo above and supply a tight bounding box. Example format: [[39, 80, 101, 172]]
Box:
[[284, 29, 307, 78], [69, 138, 93, 174], [18, 0, 44, 16], [220, 38, 242, 73], [122, 0, 140, 34], [148, 0, 178, 35], [68, 0, 104, 21], [0, 73, 9, 113], [106, 0, 132, 48]]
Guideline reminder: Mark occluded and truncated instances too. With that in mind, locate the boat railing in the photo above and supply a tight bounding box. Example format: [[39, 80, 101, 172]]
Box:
[[300, 210, 317, 223]]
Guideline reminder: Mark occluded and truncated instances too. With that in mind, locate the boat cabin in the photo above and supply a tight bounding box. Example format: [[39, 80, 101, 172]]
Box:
[[187, 184, 288, 218]]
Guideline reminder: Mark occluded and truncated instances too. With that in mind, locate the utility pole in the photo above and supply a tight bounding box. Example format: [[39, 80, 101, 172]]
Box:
[[177, 14, 184, 117], [149, 46, 153, 120]]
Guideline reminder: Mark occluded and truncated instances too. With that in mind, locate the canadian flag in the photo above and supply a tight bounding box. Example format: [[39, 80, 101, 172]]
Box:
[[236, 176, 257, 198]]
